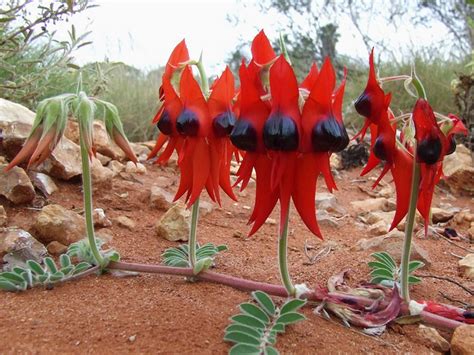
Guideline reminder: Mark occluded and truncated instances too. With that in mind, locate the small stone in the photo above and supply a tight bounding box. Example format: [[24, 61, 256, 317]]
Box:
[[199, 200, 214, 216], [149, 186, 174, 210], [363, 211, 395, 225], [0, 228, 47, 267], [431, 207, 454, 223], [130, 142, 151, 161], [28, 171, 58, 196], [115, 216, 136, 231], [417, 324, 450, 353], [155, 204, 190, 242], [350, 198, 390, 215], [265, 218, 277, 225], [96, 153, 112, 166], [47, 241, 68, 255], [154, 176, 172, 188], [330, 154, 342, 170], [368, 220, 388, 236], [451, 325, 474, 355], [385, 198, 396, 212], [242, 205, 251, 210], [316, 192, 346, 215], [232, 231, 244, 238], [38, 137, 82, 180], [107, 160, 125, 176], [128, 335, 137, 343], [454, 211, 474, 227], [317, 210, 340, 228], [377, 184, 394, 198], [0, 206, 7, 227], [125, 161, 146, 174], [90, 158, 114, 188], [443, 144, 474, 195], [458, 254, 474, 280], [0, 165, 36, 204], [93, 208, 112, 228], [468, 223, 474, 242], [33, 204, 85, 246]]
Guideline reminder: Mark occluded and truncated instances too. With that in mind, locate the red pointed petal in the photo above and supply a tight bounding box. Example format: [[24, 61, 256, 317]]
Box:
[[208, 66, 235, 118], [147, 133, 168, 160], [300, 62, 319, 91], [389, 148, 413, 230], [28, 130, 56, 168], [251, 30, 276, 66], [164, 39, 189, 78], [269, 56, 299, 119], [4, 127, 42, 172], [187, 138, 211, 206]]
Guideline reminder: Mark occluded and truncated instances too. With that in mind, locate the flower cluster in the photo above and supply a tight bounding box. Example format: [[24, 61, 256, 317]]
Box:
[[231, 30, 349, 237], [355, 50, 468, 234], [149, 40, 237, 207]]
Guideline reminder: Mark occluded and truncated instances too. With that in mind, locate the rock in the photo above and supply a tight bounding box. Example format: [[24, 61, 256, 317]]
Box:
[[0, 165, 36, 204], [317, 210, 340, 228], [265, 218, 277, 225], [316, 193, 346, 215], [386, 198, 396, 212], [458, 254, 474, 280], [368, 220, 389, 236], [130, 142, 151, 161], [140, 140, 156, 151], [351, 198, 390, 215], [90, 157, 114, 188], [454, 211, 474, 227], [0, 206, 7, 226], [417, 324, 450, 353], [443, 144, 474, 196], [115, 216, 135, 231], [363, 211, 395, 225], [376, 184, 394, 198], [47, 241, 68, 255], [154, 176, 173, 188], [65, 119, 126, 161], [199, 200, 214, 216], [38, 137, 82, 180], [107, 160, 125, 176], [28, 171, 58, 196], [330, 154, 342, 170], [0, 227, 47, 268], [468, 223, 474, 242], [96, 153, 112, 166], [33, 204, 85, 246], [0, 99, 36, 157], [155, 204, 190, 242], [353, 230, 431, 266], [451, 325, 474, 355], [149, 186, 174, 210], [96, 230, 114, 244], [431, 207, 454, 223], [93, 208, 112, 228], [125, 161, 146, 174]]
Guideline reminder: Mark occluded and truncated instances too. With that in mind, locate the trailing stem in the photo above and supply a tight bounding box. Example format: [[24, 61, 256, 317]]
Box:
[[278, 211, 296, 297], [78, 132, 105, 267], [399, 162, 421, 301], [188, 198, 200, 269]]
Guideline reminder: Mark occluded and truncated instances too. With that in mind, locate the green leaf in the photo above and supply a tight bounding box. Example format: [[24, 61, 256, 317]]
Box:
[[370, 276, 391, 284], [231, 315, 266, 329], [60, 254, 71, 268], [229, 344, 260, 355], [12, 267, 26, 275], [21, 269, 33, 287], [280, 298, 306, 314], [271, 323, 285, 333], [224, 331, 261, 346], [60, 266, 74, 276], [216, 245, 228, 252], [193, 257, 213, 275], [240, 303, 270, 323], [408, 275, 422, 284], [0, 271, 25, 284], [264, 346, 279, 355], [225, 324, 262, 340], [368, 261, 395, 273], [276, 312, 306, 325], [0, 279, 20, 291], [49, 271, 65, 282], [72, 262, 92, 274], [371, 252, 396, 269], [408, 260, 425, 273], [370, 268, 394, 280], [38, 274, 49, 283], [44, 257, 58, 274], [26, 260, 44, 275], [252, 291, 275, 316]]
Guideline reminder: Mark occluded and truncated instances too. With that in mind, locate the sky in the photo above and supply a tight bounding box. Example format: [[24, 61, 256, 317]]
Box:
[[53, 0, 452, 76]]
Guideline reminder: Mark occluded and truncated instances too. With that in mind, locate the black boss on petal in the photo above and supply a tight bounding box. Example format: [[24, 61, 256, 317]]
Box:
[[354, 93, 372, 118], [176, 109, 200, 136], [230, 119, 257, 152], [311, 118, 349, 153], [417, 137, 442, 165], [156, 110, 173, 135], [213, 111, 236, 137], [263, 114, 299, 151], [446, 136, 456, 155], [373, 136, 388, 161]]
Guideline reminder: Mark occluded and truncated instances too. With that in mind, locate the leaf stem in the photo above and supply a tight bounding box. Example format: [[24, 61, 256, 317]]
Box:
[[195, 53, 209, 97], [278, 211, 296, 297], [189, 198, 200, 269]]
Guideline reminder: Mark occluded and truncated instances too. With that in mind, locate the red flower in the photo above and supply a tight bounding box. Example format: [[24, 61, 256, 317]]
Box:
[[148, 40, 237, 207]]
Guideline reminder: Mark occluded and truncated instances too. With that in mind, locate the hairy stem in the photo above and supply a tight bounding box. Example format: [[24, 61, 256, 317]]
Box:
[[189, 198, 200, 269], [400, 162, 421, 301], [278, 211, 296, 297], [195, 54, 209, 97], [78, 132, 105, 267]]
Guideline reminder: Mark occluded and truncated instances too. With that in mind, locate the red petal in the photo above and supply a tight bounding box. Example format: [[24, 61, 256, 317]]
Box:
[[208, 66, 235, 119], [269, 55, 300, 120], [389, 148, 413, 230], [164, 39, 189, 79], [300, 62, 319, 91], [27, 130, 56, 168], [332, 67, 347, 123], [188, 138, 211, 206], [251, 30, 276, 66], [4, 127, 42, 172]]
